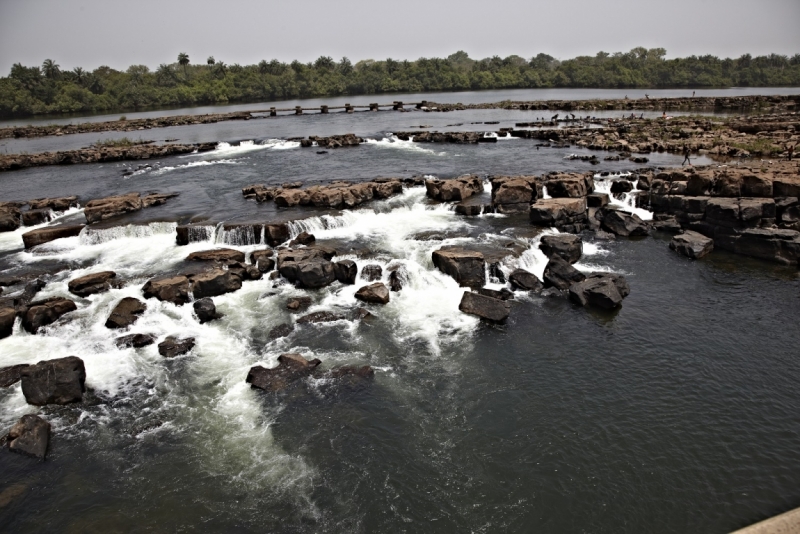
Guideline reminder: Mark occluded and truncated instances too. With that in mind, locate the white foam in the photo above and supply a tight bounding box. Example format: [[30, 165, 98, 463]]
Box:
[[365, 135, 446, 156], [593, 176, 653, 221]]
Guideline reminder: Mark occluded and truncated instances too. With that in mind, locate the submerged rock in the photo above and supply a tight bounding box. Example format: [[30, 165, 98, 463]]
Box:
[[568, 273, 631, 310], [334, 260, 357, 284], [268, 323, 294, 340], [114, 333, 156, 348], [432, 248, 486, 288], [68, 271, 118, 297], [193, 297, 222, 323], [22, 297, 77, 334], [286, 297, 312, 312], [246, 353, 321, 392], [458, 291, 511, 323], [158, 336, 195, 357], [296, 311, 345, 324], [670, 230, 714, 259], [20, 356, 86, 406], [354, 283, 390, 304], [0, 306, 15, 339], [105, 297, 147, 329], [6, 415, 50, 460]]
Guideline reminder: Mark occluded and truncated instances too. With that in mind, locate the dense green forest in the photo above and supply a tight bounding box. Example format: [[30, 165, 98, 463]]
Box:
[[1, 48, 799, 118]]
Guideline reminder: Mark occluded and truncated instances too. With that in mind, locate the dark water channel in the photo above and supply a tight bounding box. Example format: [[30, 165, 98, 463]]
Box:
[[0, 93, 799, 533]]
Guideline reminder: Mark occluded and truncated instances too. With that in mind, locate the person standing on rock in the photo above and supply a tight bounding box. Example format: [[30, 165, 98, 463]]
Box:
[[682, 145, 692, 166], [787, 143, 794, 161]]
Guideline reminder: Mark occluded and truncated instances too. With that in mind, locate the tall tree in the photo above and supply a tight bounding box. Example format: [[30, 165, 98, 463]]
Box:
[[178, 53, 190, 76], [207, 56, 215, 66], [42, 59, 60, 79]]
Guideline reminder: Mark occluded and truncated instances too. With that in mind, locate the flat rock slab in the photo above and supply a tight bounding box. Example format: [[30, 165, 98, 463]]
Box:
[[670, 230, 714, 259], [105, 297, 147, 329], [22, 297, 77, 334], [22, 225, 85, 249], [569, 273, 631, 310], [432, 248, 486, 288], [246, 353, 321, 392], [459, 291, 510, 323], [186, 248, 245, 263], [539, 234, 582, 263], [68, 271, 118, 297], [20, 356, 86, 406], [354, 283, 390, 304], [6, 414, 51, 459]]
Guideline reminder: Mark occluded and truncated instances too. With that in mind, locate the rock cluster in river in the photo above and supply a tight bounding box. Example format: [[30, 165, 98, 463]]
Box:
[[243, 177, 411, 209]]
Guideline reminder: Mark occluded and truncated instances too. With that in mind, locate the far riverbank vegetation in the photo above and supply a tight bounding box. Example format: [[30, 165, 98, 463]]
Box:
[[1, 48, 799, 119]]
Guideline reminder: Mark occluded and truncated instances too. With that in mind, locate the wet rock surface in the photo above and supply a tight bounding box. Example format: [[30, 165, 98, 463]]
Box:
[[114, 333, 156, 348], [539, 234, 583, 264], [569, 273, 631, 310], [0, 364, 29, 387], [20, 356, 86, 406], [105, 297, 147, 328], [670, 230, 714, 259], [22, 297, 77, 334], [193, 298, 222, 323], [5, 415, 50, 460], [247, 353, 322, 393], [68, 271, 118, 297], [22, 225, 85, 249], [355, 283, 390, 304], [432, 248, 486, 288], [158, 336, 196, 357], [458, 291, 511, 323]]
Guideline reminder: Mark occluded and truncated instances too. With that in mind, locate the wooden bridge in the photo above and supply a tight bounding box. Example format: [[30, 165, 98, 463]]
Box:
[[248, 101, 434, 116]]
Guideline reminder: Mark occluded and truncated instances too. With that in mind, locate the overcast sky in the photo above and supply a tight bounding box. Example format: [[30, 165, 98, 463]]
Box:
[[1, 0, 799, 74]]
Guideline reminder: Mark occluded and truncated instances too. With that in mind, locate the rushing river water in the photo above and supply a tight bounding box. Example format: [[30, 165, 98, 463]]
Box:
[[1, 90, 799, 533]]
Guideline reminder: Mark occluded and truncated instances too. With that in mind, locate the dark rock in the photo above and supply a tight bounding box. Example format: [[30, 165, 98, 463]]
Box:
[[432, 248, 485, 288], [360, 264, 383, 282], [425, 175, 483, 201], [508, 269, 543, 292], [268, 323, 294, 340], [0, 306, 15, 339], [250, 248, 274, 266], [191, 268, 242, 299], [286, 297, 312, 312], [158, 336, 195, 357], [256, 257, 276, 273], [0, 364, 29, 387], [0, 210, 20, 232], [194, 298, 221, 323], [22, 224, 85, 249], [530, 198, 587, 228], [455, 203, 483, 216], [350, 307, 374, 320], [569, 273, 630, 310], [355, 283, 390, 304], [264, 224, 290, 246], [600, 208, 650, 237], [142, 275, 191, 305], [296, 311, 345, 324], [334, 260, 357, 284], [458, 291, 510, 323], [67, 271, 117, 297], [22, 297, 77, 334], [539, 234, 582, 263], [289, 231, 315, 247], [114, 333, 156, 348], [389, 270, 404, 291], [610, 180, 633, 193], [246, 353, 321, 392], [670, 231, 714, 259], [476, 287, 514, 300], [186, 248, 245, 263], [22, 209, 51, 226], [105, 297, 147, 329], [586, 193, 610, 208], [6, 415, 50, 460], [20, 356, 85, 405], [28, 196, 78, 211], [543, 257, 587, 290]]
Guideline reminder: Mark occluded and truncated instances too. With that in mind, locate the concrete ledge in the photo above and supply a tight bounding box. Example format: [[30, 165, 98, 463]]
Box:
[[731, 507, 800, 534]]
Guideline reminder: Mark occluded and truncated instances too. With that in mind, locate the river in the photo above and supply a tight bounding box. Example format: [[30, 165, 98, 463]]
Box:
[[0, 88, 798, 533]]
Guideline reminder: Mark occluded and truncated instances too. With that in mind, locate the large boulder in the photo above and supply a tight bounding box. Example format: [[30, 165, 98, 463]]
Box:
[[544, 174, 591, 198], [458, 291, 510, 323], [734, 228, 800, 265], [0, 306, 15, 339], [334, 260, 357, 284], [508, 269, 543, 292], [529, 198, 587, 229], [543, 257, 587, 290], [0, 364, 29, 387], [670, 231, 714, 260], [539, 234, 582, 264], [246, 353, 321, 392], [22, 224, 85, 249], [20, 356, 86, 405], [355, 283, 390, 304], [193, 298, 221, 323], [274, 189, 311, 207], [0, 210, 20, 232], [282, 257, 336, 289], [491, 177, 536, 213], [432, 248, 486, 288], [158, 336, 195, 357], [600, 208, 650, 237], [142, 275, 191, 305], [105, 297, 147, 328], [84, 193, 143, 223], [264, 224, 290, 246], [22, 297, 77, 334], [67, 271, 117, 297], [186, 248, 245, 263], [569, 273, 630, 310], [425, 176, 483, 201], [6, 415, 50, 460], [190, 268, 242, 299]]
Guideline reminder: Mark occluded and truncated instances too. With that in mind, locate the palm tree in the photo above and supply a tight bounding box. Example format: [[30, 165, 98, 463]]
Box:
[[156, 63, 178, 86], [207, 56, 215, 66], [72, 67, 86, 85], [213, 61, 227, 78], [42, 59, 61, 79], [258, 60, 268, 75], [178, 52, 190, 77]]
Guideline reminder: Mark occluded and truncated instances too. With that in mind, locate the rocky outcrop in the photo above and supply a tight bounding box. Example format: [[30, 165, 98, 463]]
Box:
[[22, 297, 77, 334], [142, 275, 191, 305], [251, 249, 276, 272], [246, 353, 321, 392], [490, 176, 538, 213], [530, 198, 588, 232], [269, 179, 404, 209], [114, 333, 156, 348], [0, 363, 29, 387], [425, 176, 483, 202], [334, 260, 357, 284], [355, 283, 390, 304], [190, 268, 242, 299], [22, 224, 85, 249], [5, 415, 50, 460], [84, 193, 143, 223], [432, 248, 486, 288], [186, 248, 245, 263], [158, 336, 195, 357], [277, 247, 337, 288], [0, 205, 20, 232], [543, 257, 587, 290], [458, 291, 511, 323], [28, 196, 79, 211], [544, 173, 593, 198], [600, 207, 650, 237], [569, 273, 631, 310], [105, 297, 147, 328], [194, 298, 221, 323], [68, 271, 118, 297], [670, 230, 714, 259], [539, 234, 582, 263], [20, 356, 86, 405]]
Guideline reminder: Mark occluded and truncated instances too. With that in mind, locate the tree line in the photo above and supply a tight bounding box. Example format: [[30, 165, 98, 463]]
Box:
[[1, 48, 799, 118]]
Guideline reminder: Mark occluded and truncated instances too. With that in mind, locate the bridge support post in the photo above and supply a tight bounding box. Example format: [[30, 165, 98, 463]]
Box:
[[320, 105, 329, 114], [269, 107, 276, 117]]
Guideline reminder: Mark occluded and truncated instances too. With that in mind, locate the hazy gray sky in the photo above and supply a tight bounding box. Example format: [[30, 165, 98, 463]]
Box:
[[1, 0, 798, 73]]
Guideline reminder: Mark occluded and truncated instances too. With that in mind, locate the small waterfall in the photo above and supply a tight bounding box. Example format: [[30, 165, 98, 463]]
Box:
[[216, 224, 263, 246], [80, 222, 178, 245]]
